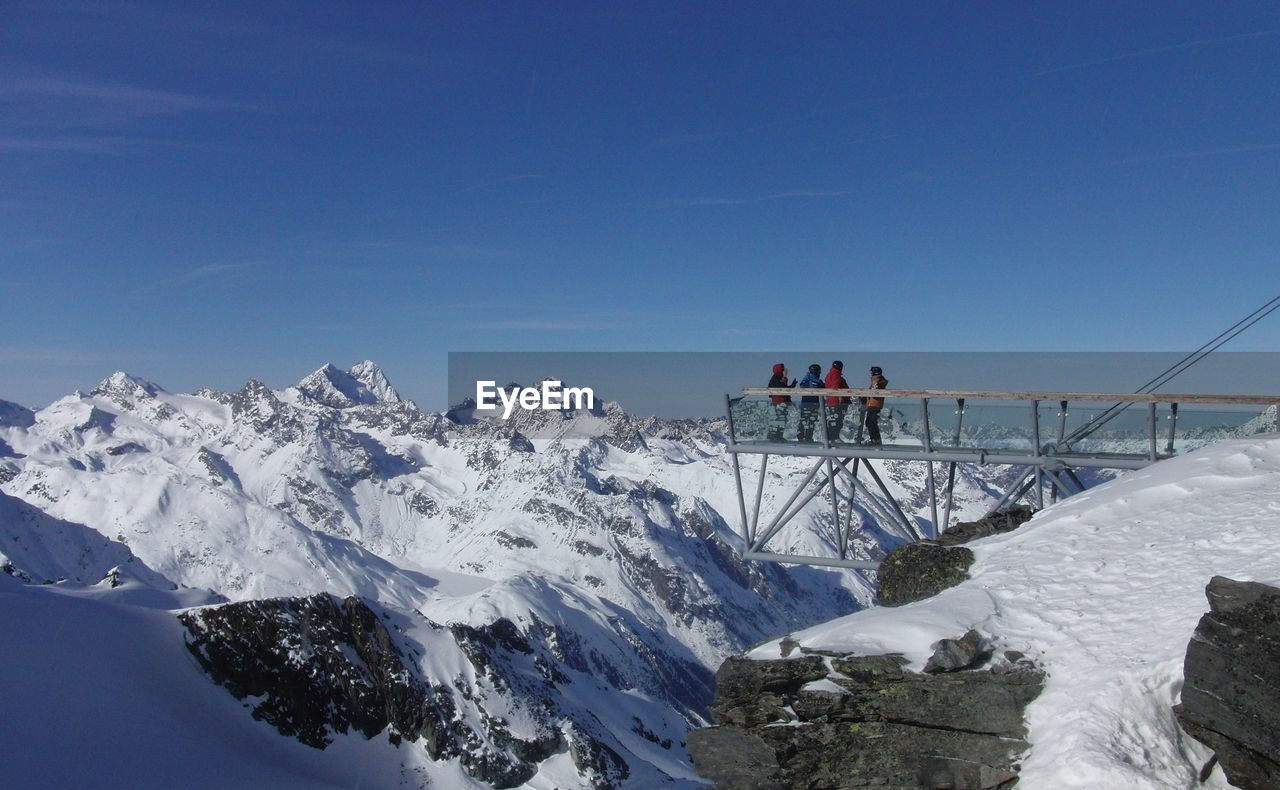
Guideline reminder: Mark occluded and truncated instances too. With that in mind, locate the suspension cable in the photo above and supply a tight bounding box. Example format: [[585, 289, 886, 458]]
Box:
[[1061, 292, 1280, 447]]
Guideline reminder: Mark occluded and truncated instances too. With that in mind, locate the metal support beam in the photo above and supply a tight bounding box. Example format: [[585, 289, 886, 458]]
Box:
[[750, 458, 826, 552], [1148, 402, 1158, 462], [985, 467, 1035, 517], [726, 394, 750, 546], [743, 550, 880, 571], [941, 398, 966, 533], [1165, 403, 1179, 456], [856, 459, 921, 542], [834, 462, 915, 544], [749, 453, 769, 544]]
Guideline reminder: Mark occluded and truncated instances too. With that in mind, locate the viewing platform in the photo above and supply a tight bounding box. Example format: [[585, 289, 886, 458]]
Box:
[[723, 388, 1279, 571]]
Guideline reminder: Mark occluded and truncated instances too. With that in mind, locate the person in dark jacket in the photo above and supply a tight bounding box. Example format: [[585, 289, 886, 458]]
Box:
[[861, 365, 888, 445], [823, 360, 851, 442], [766, 363, 796, 441], [797, 363, 824, 442]]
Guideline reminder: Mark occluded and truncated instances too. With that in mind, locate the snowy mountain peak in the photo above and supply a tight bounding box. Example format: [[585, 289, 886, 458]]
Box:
[[296, 362, 398, 409], [348, 360, 401, 403], [90, 372, 162, 405]]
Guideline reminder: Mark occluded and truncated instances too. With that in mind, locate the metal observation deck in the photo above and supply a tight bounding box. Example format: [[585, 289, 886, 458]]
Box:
[[724, 388, 1280, 571]]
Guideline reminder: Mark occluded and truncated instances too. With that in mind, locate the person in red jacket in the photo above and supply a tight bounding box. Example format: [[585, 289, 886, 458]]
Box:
[[823, 360, 851, 442], [766, 363, 796, 441], [861, 366, 888, 445]]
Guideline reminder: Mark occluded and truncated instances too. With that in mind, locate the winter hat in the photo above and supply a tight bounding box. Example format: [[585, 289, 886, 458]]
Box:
[[808, 364, 821, 374], [832, 360, 843, 371], [772, 363, 785, 376], [870, 366, 883, 375]]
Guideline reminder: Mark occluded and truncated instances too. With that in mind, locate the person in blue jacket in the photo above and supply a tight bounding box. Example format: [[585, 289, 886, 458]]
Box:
[[797, 363, 824, 442]]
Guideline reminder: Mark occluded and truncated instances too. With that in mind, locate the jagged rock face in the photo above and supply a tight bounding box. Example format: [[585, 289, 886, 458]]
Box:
[[1174, 576, 1280, 789], [179, 595, 599, 788], [297, 362, 401, 409], [877, 543, 975, 607], [690, 644, 1043, 789], [939, 506, 1035, 546]]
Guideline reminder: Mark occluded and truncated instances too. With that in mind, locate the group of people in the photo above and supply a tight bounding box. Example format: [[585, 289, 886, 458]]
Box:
[[767, 361, 888, 445]]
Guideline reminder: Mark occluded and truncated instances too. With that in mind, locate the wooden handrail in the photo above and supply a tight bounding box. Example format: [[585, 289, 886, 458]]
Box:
[[741, 388, 1280, 405]]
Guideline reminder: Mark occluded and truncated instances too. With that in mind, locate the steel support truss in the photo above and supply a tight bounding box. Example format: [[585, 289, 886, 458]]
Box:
[[725, 389, 1280, 571]]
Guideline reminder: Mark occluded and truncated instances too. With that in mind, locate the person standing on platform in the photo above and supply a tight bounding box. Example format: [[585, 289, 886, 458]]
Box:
[[766, 363, 796, 441], [797, 363, 824, 442], [862, 365, 888, 446], [823, 360, 851, 442]]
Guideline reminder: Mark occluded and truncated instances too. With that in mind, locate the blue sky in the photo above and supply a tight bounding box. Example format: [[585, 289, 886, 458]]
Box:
[[3, 2, 1279, 409]]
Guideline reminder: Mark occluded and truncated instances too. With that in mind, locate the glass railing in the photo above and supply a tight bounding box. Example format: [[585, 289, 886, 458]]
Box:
[[729, 395, 1278, 457]]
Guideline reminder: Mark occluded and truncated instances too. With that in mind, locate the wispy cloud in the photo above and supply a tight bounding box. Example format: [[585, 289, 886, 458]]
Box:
[[1037, 29, 1280, 76], [465, 320, 624, 331], [464, 174, 547, 193], [1119, 142, 1280, 163], [3, 74, 249, 115], [132, 261, 273, 294], [668, 190, 852, 207], [0, 134, 176, 154], [0, 345, 141, 365]]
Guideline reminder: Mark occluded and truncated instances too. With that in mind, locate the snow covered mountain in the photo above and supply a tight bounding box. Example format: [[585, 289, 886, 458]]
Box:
[[1, 361, 923, 787], [0, 360, 1149, 787]]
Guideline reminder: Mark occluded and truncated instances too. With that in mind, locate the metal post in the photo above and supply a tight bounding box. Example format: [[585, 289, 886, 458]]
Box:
[[825, 457, 841, 552], [751, 459, 827, 552], [921, 398, 938, 536], [1058, 400, 1068, 444], [859, 460, 923, 542], [1031, 399, 1044, 510], [819, 399, 831, 449], [941, 398, 965, 533], [1165, 403, 1178, 456], [1148, 402, 1158, 462], [750, 454, 769, 543], [836, 462, 920, 543], [726, 395, 750, 544], [984, 467, 1035, 517]]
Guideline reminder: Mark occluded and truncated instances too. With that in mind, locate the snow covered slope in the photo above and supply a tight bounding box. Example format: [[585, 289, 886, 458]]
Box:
[[751, 432, 1280, 789], [2, 362, 925, 786]]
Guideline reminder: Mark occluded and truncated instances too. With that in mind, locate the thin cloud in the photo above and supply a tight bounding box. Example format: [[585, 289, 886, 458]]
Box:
[[670, 190, 851, 207], [464, 174, 547, 193], [0, 135, 176, 154], [466, 320, 624, 331], [0, 345, 141, 364], [1037, 29, 1280, 76], [1119, 142, 1280, 163], [3, 75, 248, 114]]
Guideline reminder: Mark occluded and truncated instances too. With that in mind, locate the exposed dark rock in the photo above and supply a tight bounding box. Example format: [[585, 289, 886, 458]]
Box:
[[179, 594, 433, 750], [925, 629, 990, 674], [709, 656, 829, 727], [877, 543, 975, 607], [939, 507, 1035, 546], [180, 595, 574, 788], [686, 726, 783, 789], [1174, 576, 1280, 790], [105, 441, 146, 456], [691, 646, 1043, 789]]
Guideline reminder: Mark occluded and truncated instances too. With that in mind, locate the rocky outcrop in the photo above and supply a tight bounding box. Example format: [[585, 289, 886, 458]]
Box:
[[939, 507, 1035, 547], [179, 595, 572, 788], [877, 509, 1035, 607], [1174, 576, 1280, 789], [689, 635, 1043, 789], [877, 543, 975, 607]]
